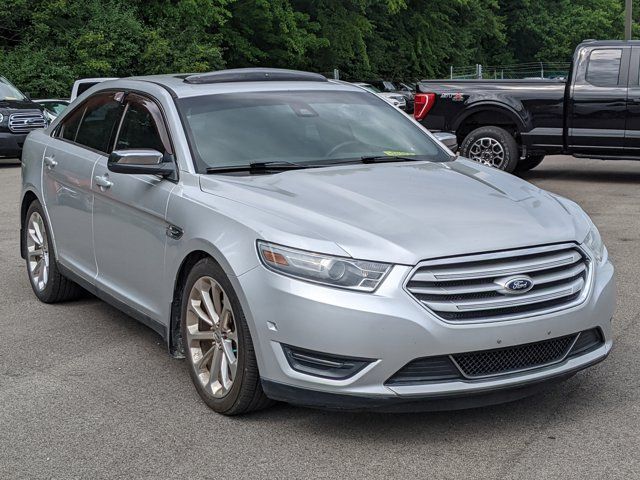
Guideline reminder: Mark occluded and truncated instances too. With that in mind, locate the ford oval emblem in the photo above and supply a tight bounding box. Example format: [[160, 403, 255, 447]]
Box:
[[503, 276, 534, 294]]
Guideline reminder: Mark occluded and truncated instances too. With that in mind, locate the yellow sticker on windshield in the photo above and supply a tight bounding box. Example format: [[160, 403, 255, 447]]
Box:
[[383, 151, 415, 156]]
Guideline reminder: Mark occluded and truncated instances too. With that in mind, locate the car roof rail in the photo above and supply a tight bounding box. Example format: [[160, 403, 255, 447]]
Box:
[[183, 68, 328, 84]]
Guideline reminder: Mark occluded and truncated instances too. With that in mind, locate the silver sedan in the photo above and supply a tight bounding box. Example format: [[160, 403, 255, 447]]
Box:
[[20, 69, 615, 415]]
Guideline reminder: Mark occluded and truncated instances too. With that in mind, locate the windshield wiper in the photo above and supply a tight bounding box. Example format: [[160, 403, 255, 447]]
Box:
[[206, 160, 311, 174], [360, 155, 422, 164]]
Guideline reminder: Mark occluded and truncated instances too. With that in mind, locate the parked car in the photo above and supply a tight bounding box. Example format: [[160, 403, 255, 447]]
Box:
[[433, 131, 458, 151], [416, 40, 640, 172], [352, 82, 406, 110], [367, 80, 415, 113], [21, 68, 614, 415], [397, 82, 416, 92], [34, 98, 70, 122], [70, 77, 118, 101], [0, 76, 47, 159]]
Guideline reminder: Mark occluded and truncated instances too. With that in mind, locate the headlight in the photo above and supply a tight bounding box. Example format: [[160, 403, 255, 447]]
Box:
[[257, 241, 392, 292], [0, 113, 4, 123], [583, 222, 605, 263]]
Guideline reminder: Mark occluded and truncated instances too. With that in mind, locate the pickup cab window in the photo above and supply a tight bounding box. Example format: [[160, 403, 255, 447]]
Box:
[[586, 49, 622, 87]]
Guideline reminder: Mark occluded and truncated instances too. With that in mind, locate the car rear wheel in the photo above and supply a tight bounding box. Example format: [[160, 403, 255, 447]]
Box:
[[23, 200, 83, 303], [461, 126, 519, 173], [515, 154, 545, 173], [181, 258, 272, 415]]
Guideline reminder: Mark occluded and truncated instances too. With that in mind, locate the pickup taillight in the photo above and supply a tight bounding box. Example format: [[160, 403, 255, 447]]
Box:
[[414, 93, 436, 121]]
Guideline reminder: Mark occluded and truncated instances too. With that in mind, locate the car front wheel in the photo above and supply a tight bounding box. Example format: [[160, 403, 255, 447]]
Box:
[[180, 257, 272, 415]]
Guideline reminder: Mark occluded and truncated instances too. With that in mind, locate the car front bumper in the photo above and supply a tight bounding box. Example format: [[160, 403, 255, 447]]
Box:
[[235, 254, 615, 410], [0, 131, 27, 158]]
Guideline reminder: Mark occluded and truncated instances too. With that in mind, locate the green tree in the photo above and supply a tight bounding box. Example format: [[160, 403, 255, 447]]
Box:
[[0, 0, 145, 96], [136, 0, 231, 74], [221, 0, 326, 70], [500, 0, 624, 63]]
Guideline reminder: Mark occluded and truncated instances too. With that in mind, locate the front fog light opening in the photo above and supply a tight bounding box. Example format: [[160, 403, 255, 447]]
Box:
[[281, 344, 374, 380]]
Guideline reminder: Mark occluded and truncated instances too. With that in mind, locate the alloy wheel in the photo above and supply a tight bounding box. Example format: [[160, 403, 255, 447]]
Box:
[[468, 137, 506, 169], [186, 276, 238, 398], [26, 211, 49, 291]]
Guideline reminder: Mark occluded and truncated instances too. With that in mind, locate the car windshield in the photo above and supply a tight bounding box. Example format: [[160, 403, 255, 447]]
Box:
[[358, 84, 381, 93], [0, 76, 27, 101], [40, 101, 68, 115], [177, 90, 450, 172]]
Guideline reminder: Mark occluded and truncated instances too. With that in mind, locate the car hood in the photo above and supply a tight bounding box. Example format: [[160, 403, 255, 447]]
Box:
[[199, 158, 589, 265], [0, 99, 41, 111]]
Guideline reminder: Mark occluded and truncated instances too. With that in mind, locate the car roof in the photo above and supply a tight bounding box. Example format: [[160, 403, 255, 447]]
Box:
[[73, 77, 119, 84], [110, 69, 366, 98], [578, 39, 640, 47]]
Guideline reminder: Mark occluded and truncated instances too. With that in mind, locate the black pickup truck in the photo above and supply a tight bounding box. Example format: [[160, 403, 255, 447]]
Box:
[[416, 40, 640, 172], [0, 76, 47, 159]]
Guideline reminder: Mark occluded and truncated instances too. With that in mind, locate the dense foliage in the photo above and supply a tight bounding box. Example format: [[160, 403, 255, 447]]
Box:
[[0, 0, 636, 96]]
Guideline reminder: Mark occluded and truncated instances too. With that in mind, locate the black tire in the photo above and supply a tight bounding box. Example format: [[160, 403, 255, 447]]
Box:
[[515, 154, 545, 173], [180, 257, 273, 415], [23, 200, 83, 303], [460, 126, 520, 173]]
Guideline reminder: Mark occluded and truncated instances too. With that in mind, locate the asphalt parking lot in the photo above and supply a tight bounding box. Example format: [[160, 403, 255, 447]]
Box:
[[1, 155, 639, 479]]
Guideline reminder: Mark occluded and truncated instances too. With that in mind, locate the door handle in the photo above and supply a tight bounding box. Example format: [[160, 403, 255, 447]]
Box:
[[94, 174, 113, 189], [44, 156, 57, 169]]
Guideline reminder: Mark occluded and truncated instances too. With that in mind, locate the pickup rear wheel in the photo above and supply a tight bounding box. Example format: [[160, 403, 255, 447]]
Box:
[[515, 155, 545, 173], [461, 126, 519, 173]]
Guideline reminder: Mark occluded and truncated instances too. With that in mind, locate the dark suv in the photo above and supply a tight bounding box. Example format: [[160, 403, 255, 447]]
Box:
[[0, 76, 46, 159]]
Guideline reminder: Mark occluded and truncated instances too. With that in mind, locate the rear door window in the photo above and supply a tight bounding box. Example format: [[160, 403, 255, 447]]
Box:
[[59, 106, 84, 142], [586, 49, 623, 87], [72, 92, 124, 153]]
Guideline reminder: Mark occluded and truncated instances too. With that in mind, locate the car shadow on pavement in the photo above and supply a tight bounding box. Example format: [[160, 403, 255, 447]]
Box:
[[521, 166, 640, 184], [0, 159, 21, 168]]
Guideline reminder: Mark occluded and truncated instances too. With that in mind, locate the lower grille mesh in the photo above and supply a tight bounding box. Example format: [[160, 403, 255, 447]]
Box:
[[452, 334, 576, 378], [385, 328, 603, 385]]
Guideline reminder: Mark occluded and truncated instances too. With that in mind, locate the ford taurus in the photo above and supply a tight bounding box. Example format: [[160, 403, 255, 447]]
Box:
[[20, 69, 615, 414]]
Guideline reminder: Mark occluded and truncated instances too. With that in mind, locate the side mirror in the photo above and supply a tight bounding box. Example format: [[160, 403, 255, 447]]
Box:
[[108, 149, 177, 180]]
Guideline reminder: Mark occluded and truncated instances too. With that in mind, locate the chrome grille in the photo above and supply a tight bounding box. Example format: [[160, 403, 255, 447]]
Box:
[[406, 244, 591, 323], [9, 112, 46, 133]]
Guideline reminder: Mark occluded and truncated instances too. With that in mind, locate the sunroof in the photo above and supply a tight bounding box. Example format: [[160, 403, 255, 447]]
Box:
[[183, 68, 328, 85]]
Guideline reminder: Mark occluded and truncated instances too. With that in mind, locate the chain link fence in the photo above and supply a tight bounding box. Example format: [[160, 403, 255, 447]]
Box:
[[449, 62, 571, 80]]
